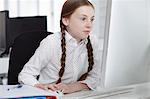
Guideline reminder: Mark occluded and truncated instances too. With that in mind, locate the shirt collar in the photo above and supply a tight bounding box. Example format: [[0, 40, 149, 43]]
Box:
[[65, 31, 88, 45]]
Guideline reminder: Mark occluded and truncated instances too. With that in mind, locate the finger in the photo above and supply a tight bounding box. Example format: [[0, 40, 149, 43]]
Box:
[[56, 83, 61, 86], [60, 89, 64, 93], [56, 83, 66, 88], [55, 83, 62, 89], [53, 84, 59, 90], [47, 85, 57, 91], [34, 84, 45, 90]]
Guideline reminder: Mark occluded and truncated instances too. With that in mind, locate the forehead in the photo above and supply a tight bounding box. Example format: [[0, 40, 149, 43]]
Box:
[[73, 5, 95, 17]]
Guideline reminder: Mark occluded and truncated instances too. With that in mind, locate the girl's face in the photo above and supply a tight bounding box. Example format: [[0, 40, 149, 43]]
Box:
[[62, 5, 95, 42]]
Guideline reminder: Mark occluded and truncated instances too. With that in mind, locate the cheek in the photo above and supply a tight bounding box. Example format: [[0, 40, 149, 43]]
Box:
[[70, 22, 83, 31], [72, 19, 84, 28], [75, 23, 85, 30]]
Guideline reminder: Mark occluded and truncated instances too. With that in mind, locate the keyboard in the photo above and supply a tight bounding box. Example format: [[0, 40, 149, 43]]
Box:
[[63, 87, 134, 99]]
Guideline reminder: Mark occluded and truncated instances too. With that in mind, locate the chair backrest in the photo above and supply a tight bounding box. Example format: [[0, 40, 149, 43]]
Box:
[[0, 10, 47, 57], [7, 30, 52, 85]]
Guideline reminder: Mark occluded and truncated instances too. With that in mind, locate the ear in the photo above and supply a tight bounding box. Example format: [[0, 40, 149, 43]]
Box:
[[62, 17, 69, 26]]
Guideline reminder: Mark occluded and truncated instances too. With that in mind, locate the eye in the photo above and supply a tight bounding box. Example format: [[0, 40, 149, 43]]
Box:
[[80, 17, 86, 21], [91, 18, 95, 22]]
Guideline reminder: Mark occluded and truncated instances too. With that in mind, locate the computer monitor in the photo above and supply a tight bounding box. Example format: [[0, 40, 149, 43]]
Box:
[[0, 11, 47, 57]]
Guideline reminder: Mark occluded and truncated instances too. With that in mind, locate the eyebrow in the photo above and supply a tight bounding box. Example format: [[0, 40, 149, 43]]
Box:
[[80, 14, 95, 18]]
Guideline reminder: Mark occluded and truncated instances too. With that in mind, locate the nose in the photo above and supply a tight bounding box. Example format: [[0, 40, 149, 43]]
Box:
[[85, 20, 92, 29]]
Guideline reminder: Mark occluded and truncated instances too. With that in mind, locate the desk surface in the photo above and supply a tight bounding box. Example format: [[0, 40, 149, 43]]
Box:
[[0, 82, 150, 99], [63, 82, 150, 99]]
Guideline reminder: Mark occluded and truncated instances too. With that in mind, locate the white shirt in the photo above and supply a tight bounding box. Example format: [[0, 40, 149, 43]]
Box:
[[18, 31, 103, 90]]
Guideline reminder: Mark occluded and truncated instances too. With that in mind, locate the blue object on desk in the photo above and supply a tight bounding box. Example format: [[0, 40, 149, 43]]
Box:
[[0, 85, 58, 99], [7, 84, 23, 91], [18, 96, 47, 99], [18, 96, 57, 99]]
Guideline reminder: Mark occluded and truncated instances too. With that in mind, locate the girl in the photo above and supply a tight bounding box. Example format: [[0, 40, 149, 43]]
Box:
[[19, 0, 103, 94]]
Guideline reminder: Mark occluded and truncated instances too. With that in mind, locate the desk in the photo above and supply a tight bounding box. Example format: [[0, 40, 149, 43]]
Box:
[[0, 82, 150, 99], [63, 82, 150, 99]]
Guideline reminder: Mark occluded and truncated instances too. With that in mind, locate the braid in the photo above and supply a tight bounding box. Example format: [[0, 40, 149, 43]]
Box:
[[56, 21, 94, 83], [56, 0, 95, 84], [56, 21, 66, 84], [78, 36, 94, 81]]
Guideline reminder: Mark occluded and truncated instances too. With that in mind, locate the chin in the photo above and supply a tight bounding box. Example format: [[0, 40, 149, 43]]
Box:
[[85, 34, 89, 38], [81, 35, 89, 39]]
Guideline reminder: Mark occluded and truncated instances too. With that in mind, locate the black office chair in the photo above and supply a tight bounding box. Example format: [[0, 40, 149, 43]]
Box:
[[7, 30, 52, 85]]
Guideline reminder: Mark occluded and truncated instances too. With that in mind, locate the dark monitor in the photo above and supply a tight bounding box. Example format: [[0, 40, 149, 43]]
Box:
[[6, 16, 47, 51], [0, 11, 9, 51], [0, 11, 47, 57]]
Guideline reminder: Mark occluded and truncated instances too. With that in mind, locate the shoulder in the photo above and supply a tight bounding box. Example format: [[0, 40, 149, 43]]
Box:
[[89, 34, 103, 51], [36, 32, 61, 51], [40, 32, 61, 45]]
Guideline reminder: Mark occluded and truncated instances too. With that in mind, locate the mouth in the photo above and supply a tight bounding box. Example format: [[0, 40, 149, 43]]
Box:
[[83, 30, 90, 34]]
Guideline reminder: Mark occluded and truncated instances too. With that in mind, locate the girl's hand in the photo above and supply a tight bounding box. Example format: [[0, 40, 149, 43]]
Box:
[[45, 83, 58, 91], [34, 82, 89, 94], [55, 82, 89, 94], [54, 83, 74, 94], [34, 83, 46, 90]]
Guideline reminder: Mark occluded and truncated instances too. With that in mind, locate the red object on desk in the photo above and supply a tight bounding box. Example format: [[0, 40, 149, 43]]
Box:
[[46, 96, 57, 99]]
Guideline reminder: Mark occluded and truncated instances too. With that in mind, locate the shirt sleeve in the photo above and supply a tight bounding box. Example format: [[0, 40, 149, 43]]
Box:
[[79, 35, 104, 90], [18, 35, 53, 86]]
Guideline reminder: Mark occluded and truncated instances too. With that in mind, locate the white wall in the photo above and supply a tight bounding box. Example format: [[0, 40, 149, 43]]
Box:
[[0, 0, 4, 10], [105, 0, 150, 87], [91, 0, 105, 39], [147, 0, 150, 81], [148, 0, 150, 44]]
